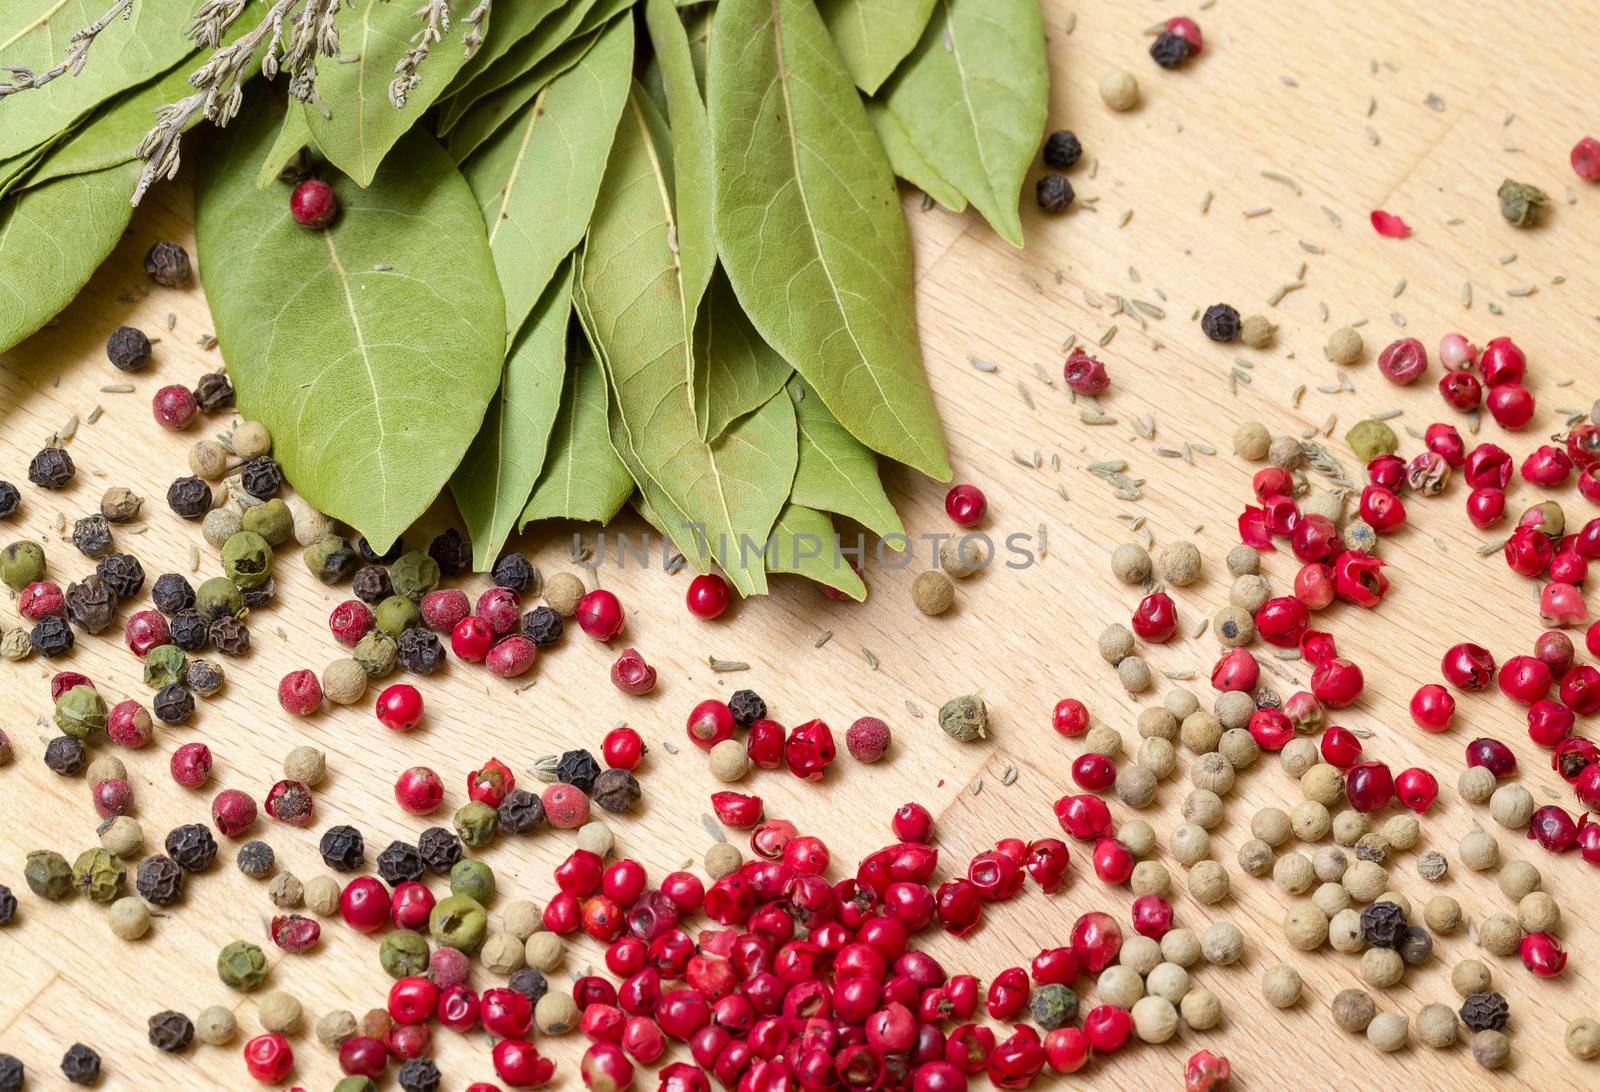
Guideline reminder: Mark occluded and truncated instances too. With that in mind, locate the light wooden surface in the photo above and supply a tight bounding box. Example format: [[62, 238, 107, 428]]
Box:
[[5, 1, 1600, 1088]]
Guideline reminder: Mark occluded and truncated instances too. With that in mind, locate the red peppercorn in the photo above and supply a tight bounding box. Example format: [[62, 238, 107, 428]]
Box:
[[1070, 752, 1115, 791], [390, 881, 435, 930], [685, 573, 731, 620], [1343, 761, 1394, 812], [1487, 382, 1535, 429], [1082, 1004, 1132, 1053], [1299, 630, 1338, 666], [1466, 737, 1518, 778], [1377, 337, 1427, 384], [602, 726, 645, 770], [394, 766, 443, 814], [1292, 514, 1339, 563], [487, 635, 537, 677], [1573, 135, 1600, 180], [269, 913, 320, 953], [1520, 932, 1567, 977], [1210, 648, 1259, 692], [785, 720, 835, 781], [1255, 597, 1309, 647], [1042, 1028, 1088, 1075], [1465, 443, 1515, 489], [451, 616, 494, 661], [373, 682, 423, 731], [1293, 562, 1335, 610], [1529, 805, 1581, 852], [1053, 794, 1111, 841], [543, 783, 590, 829], [1050, 698, 1089, 738], [1479, 337, 1526, 386], [494, 1039, 555, 1088], [264, 778, 314, 826], [1550, 551, 1588, 587], [1541, 582, 1588, 628], [107, 699, 152, 748], [476, 586, 523, 637], [1320, 724, 1362, 767], [892, 803, 933, 843], [438, 983, 480, 1032], [1130, 592, 1177, 642], [1246, 707, 1293, 751], [1394, 767, 1438, 813], [934, 880, 982, 936], [1421, 423, 1466, 467], [1499, 655, 1553, 705], [1358, 485, 1406, 533], [123, 609, 170, 656], [1070, 911, 1121, 972], [1442, 642, 1496, 691], [1522, 444, 1574, 487], [1310, 657, 1363, 708], [1526, 700, 1575, 747], [420, 588, 470, 632], [290, 178, 338, 227], [710, 790, 763, 829], [745, 718, 786, 769], [1366, 453, 1406, 490], [212, 788, 257, 837], [610, 648, 657, 695], [1410, 684, 1455, 732], [92, 777, 132, 818], [987, 1028, 1045, 1089], [18, 581, 64, 622], [1185, 1050, 1232, 1092], [944, 484, 987, 527], [577, 589, 625, 641], [244, 1033, 294, 1083], [687, 699, 736, 750], [329, 599, 374, 645], [1252, 466, 1294, 501], [152, 384, 199, 430], [277, 669, 322, 716], [845, 716, 891, 763], [340, 876, 392, 933], [170, 741, 213, 788], [1562, 665, 1600, 713], [1284, 690, 1324, 732], [388, 975, 439, 1025], [1131, 893, 1173, 938], [1439, 369, 1482, 411], [339, 1036, 387, 1078], [1466, 486, 1507, 528]]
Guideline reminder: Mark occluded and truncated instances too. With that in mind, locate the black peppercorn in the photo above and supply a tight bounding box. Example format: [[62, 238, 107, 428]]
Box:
[[1201, 303, 1241, 342], [152, 573, 196, 615], [1149, 30, 1191, 68], [71, 515, 114, 558], [153, 683, 195, 725], [521, 606, 563, 646], [320, 824, 365, 871], [44, 735, 87, 776], [396, 627, 444, 675], [508, 968, 548, 1007], [60, 1043, 100, 1086], [352, 564, 393, 604], [1035, 174, 1074, 213], [493, 553, 536, 593], [377, 840, 425, 886], [0, 1054, 20, 1092], [0, 884, 15, 925], [165, 824, 217, 871], [30, 614, 75, 657], [0, 481, 18, 519], [136, 854, 185, 903], [1460, 991, 1510, 1032], [192, 372, 235, 412], [106, 324, 152, 371], [418, 826, 462, 875], [96, 552, 144, 598], [169, 609, 209, 651], [592, 767, 642, 814], [28, 446, 74, 489], [241, 578, 276, 609], [167, 475, 213, 520], [240, 456, 284, 500], [1359, 900, 1407, 949], [208, 617, 251, 656], [398, 1057, 442, 1092], [356, 535, 404, 565], [498, 789, 546, 834], [729, 689, 767, 727], [427, 528, 471, 576], [1041, 129, 1083, 169], [144, 240, 191, 287], [237, 840, 276, 879], [148, 1010, 194, 1053], [557, 749, 601, 793], [1396, 925, 1432, 966]]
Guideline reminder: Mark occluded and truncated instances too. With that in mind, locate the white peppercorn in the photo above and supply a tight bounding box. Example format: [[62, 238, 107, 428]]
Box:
[[482, 932, 525, 976], [1261, 965, 1302, 1008], [1132, 996, 1178, 1043], [1274, 852, 1315, 894], [525, 932, 563, 972], [1312, 882, 1351, 918], [195, 1006, 237, 1046], [1417, 1003, 1458, 1049], [1191, 754, 1235, 797], [1490, 784, 1535, 829], [1161, 928, 1201, 967], [1291, 800, 1332, 841], [1326, 326, 1365, 364], [1163, 689, 1199, 720], [322, 657, 367, 705], [305, 875, 340, 916], [503, 900, 543, 941], [1280, 737, 1318, 777], [1331, 989, 1375, 1033], [1268, 434, 1304, 468], [316, 1009, 357, 1048], [1118, 656, 1152, 693], [1367, 1012, 1408, 1053], [1182, 788, 1224, 829], [1230, 574, 1271, 612], [577, 820, 613, 857], [1460, 831, 1499, 871], [1145, 962, 1188, 1005], [1136, 737, 1176, 780], [1170, 823, 1209, 866], [1329, 909, 1364, 953], [1213, 692, 1254, 733], [100, 816, 144, 858], [1099, 623, 1135, 663], [1213, 606, 1255, 647], [1355, 833, 1390, 866], [1380, 813, 1419, 851], [1519, 891, 1560, 934], [1472, 1029, 1510, 1069], [1179, 987, 1221, 1030], [1343, 860, 1387, 902], [1498, 859, 1541, 900], [258, 991, 302, 1034], [1137, 706, 1178, 740], [1225, 543, 1260, 575], [1097, 966, 1144, 1009], [1201, 922, 1244, 965], [1237, 838, 1272, 877], [1084, 724, 1124, 759], [705, 843, 742, 879], [1252, 807, 1292, 847], [1459, 765, 1496, 804], [709, 739, 750, 782], [1099, 68, 1139, 110], [1452, 959, 1491, 996], [1115, 764, 1158, 808], [1424, 895, 1461, 935], [1284, 904, 1329, 950], [1120, 935, 1162, 976], [1180, 711, 1223, 754], [1312, 845, 1348, 882], [1110, 543, 1151, 583], [1130, 860, 1171, 897], [1118, 819, 1156, 858], [1160, 541, 1201, 586], [1565, 1016, 1600, 1060], [1360, 948, 1404, 988], [283, 745, 326, 786], [1188, 861, 1230, 904], [1332, 809, 1369, 846], [1301, 764, 1344, 806], [1417, 850, 1449, 882], [1218, 728, 1258, 770]]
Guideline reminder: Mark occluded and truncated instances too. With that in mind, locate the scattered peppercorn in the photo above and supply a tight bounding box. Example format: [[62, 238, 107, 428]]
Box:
[[1042, 129, 1082, 169], [105, 324, 153, 371], [24, 850, 72, 899], [1099, 67, 1139, 110], [1201, 304, 1241, 342], [320, 825, 365, 870], [60, 1043, 100, 1086], [391, 626, 442, 674], [305, 534, 358, 582], [236, 840, 276, 879], [1149, 31, 1191, 67], [192, 371, 235, 412], [169, 609, 209, 651], [0, 482, 18, 520], [144, 240, 191, 287], [1035, 174, 1074, 213], [520, 605, 563, 646], [240, 456, 284, 500], [378, 841, 425, 886], [208, 617, 251, 656], [148, 1010, 194, 1053], [398, 1057, 442, 1092], [592, 767, 641, 814], [30, 614, 75, 657], [352, 564, 392, 604], [498, 789, 546, 834], [136, 855, 184, 904], [166, 475, 213, 519], [217, 939, 269, 991], [728, 689, 767, 727], [1498, 178, 1549, 227], [557, 749, 601, 793], [0, 884, 15, 926], [0, 1055, 21, 1092], [69, 515, 113, 559], [418, 827, 462, 874], [939, 693, 988, 741], [509, 967, 549, 1006], [166, 823, 218, 871], [44, 735, 86, 776], [153, 683, 195, 725]]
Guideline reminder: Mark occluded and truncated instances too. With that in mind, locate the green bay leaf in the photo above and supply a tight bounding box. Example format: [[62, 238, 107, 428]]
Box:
[[451, 261, 574, 569], [818, 0, 936, 94], [255, 100, 316, 189], [865, 97, 965, 213], [445, 24, 602, 163], [708, 0, 949, 482], [520, 352, 634, 526], [790, 378, 903, 539], [766, 503, 866, 600], [196, 98, 505, 552], [443, 0, 566, 101], [693, 268, 791, 442], [880, 0, 1047, 247], [462, 16, 632, 343]]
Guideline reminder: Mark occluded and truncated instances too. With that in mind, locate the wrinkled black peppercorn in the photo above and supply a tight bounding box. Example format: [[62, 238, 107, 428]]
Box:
[[356, 535, 404, 565], [144, 241, 191, 287], [66, 576, 117, 633], [1398, 925, 1433, 966], [44, 735, 86, 776], [30, 614, 75, 657], [136, 854, 185, 903], [152, 683, 195, 725], [398, 1057, 442, 1092], [152, 573, 196, 615], [169, 609, 209, 651], [427, 528, 471, 576], [192, 372, 234, 412], [557, 749, 601, 793], [0, 481, 18, 520], [236, 840, 276, 879], [71, 515, 114, 558], [1041, 130, 1083, 169], [60, 1043, 100, 1086], [1201, 303, 1241, 342], [239, 456, 283, 500], [320, 825, 365, 871], [1035, 174, 1074, 213], [352, 565, 393, 604], [208, 617, 251, 656], [498, 789, 546, 834], [396, 627, 444, 675], [729, 689, 767, 727], [1359, 901, 1407, 949], [165, 825, 217, 871], [493, 553, 536, 593], [592, 768, 642, 815], [0, 884, 15, 925], [241, 579, 275, 609], [0, 1054, 19, 1092], [167, 476, 212, 520], [148, 1010, 194, 1053], [106, 325, 152, 371], [28, 446, 74, 489], [418, 827, 462, 875], [95, 553, 144, 599], [521, 606, 563, 647], [508, 968, 549, 1007], [1460, 991, 1509, 1032], [377, 841, 424, 886], [1149, 30, 1191, 68]]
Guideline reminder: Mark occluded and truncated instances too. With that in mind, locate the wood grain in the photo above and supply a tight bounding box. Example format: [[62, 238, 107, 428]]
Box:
[[4, 1, 1600, 1087]]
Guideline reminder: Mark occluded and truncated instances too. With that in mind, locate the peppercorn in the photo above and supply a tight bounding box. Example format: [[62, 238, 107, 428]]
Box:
[[305, 534, 358, 583], [373, 840, 423, 886], [28, 446, 74, 489], [218, 939, 268, 991], [1149, 30, 1190, 67], [379, 930, 431, 979], [0, 884, 15, 927], [231, 839, 275, 879], [510, 966, 550, 1006], [165, 824, 217, 871], [1498, 178, 1548, 226], [939, 693, 988, 742], [1367, 1012, 1409, 1053], [1042, 129, 1082, 168], [1567, 1017, 1600, 1060], [188, 372, 234, 414], [73, 848, 125, 902], [68, 515, 112, 559], [375, 595, 421, 638], [152, 684, 195, 724], [43, 735, 86, 776], [380, 551, 437, 603], [1035, 174, 1074, 213], [1327, 988, 1375, 1034], [1472, 1029, 1510, 1069], [1460, 830, 1499, 871], [397, 1058, 441, 1092], [1118, 655, 1153, 692], [144, 240, 191, 286], [143, 644, 187, 689], [419, 827, 462, 874], [148, 1010, 194, 1053], [1099, 67, 1139, 110], [1, 628, 34, 660], [1346, 418, 1397, 463], [24, 850, 72, 901], [142, 575, 193, 619], [1200, 921, 1243, 964], [454, 801, 498, 847], [1325, 326, 1364, 365], [482, 931, 524, 977], [195, 1005, 236, 1047], [136, 854, 184, 905], [60, 1043, 100, 1086], [430, 894, 488, 951], [497, 789, 546, 834], [540, 573, 585, 619], [353, 631, 397, 676], [0, 482, 17, 521], [237, 456, 282, 500], [723, 689, 768, 729], [1490, 783, 1535, 828], [319, 824, 365, 871], [578, 770, 635, 821], [165, 475, 212, 520], [1028, 983, 1078, 1029], [219, 531, 273, 590], [575, 821, 611, 858], [1200, 303, 1241, 342]]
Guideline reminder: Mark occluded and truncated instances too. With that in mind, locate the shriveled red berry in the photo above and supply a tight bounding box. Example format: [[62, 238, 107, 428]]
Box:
[[1394, 767, 1438, 813], [1130, 592, 1177, 642], [290, 178, 338, 228], [785, 720, 835, 781], [944, 485, 987, 528], [609, 648, 656, 695], [451, 616, 494, 661], [277, 669, 322, 716], [211, 787, 257, 836], [543, 783, 590, 829], [1051, 698, 1088, 737], [264, 778, 315, 826], [1410, 684, 1455, 732], [107, 699, 153, 748], [329, 599, 374, 645], [1486, 382, 1535, 430], [171, 741, 212, 788], [1311, 657, 1363, 708], [486, 635, 537, 677], [1439, 369, 1482, 411], [1377, 337, 1427, 384], [1343, 762, 1394, 812], [1479, 337, 1526, 386], [244, 1033, 294, 1083], [420, 588, 470, 632], [1573, 136, 1600, 181], [124, 609, 170, 656], [1442, 642, 1495, 691], [1062, 348, 1109, 394]]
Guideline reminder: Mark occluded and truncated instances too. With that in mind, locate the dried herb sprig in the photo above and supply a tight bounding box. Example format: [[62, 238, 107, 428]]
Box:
[[0, 0, 134, 99]]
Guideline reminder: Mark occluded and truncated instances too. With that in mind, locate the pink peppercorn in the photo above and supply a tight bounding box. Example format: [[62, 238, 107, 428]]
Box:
[[846, 717, 891, 762], [1479, 337, 1526, 386], [420, 588, 470, 632], [1504, 526, 1553, 578], [1130, 894, 1172, 938], [1293, 562, 1335, 610], [277, 669, 322, 716], [265, 778, 314, 826], [1442, 642, 1496, 691], [287, 178, 339, 229], [1498, 654, 1553, 705], [1394, 767, 1438, 813], [1053, 795, 1111, 840], [328, 599, 374, 646], [1299, 630, 1338, 666], [577, 589, 625, 641], [1569, 422, 1600, 468], [1541, 583, 1588, 627], [375, 683, 424, 731], [92, 777, 132, 819], [392, 882, 435, 931], [1439, 331, 1478, 368], [123, 609, 170, 656], [431, 947, 470, 989], [786, 720, 835, 780], [1367, 454, 1406, 490], [1249, 708, 1294, 751], [1528, 805, 1581, 852], [1255, 597, 1309, 647], [1466, 486, 1507, 528], [1343, 762, 1394, 812], [1291, 514, 1339, 563], [1253, 466, 1294, 502], [1332, 551, 1387, 608], [1082, 1005, 1132, 1053], [1284, 690, 1325, 732], [709, 790, 759, 831], [1071, 752, 1115, 791], [152, 384, 198, 430], [1043, 1028, 1088, 1075], [1550, 551, 1588, 586], [451, 616, 494, 661], [1527, 700, 1576, 747], [1523, 445, 1574, 487], [395, 766, 443, 814], [1561, 664, 1600, 713], [1439, 370, 1482, 411], [1062, 349, 1109, 395], [243, 1033, 294, 1084], [1070, 911, 1121, 972], [171, 741, 212, 788], [543, 783, 590, 828], [1487, 383, 1535, 430], [603, 726, 646, 770], [1573, 136, 1600, 180], [1210, 648, 1259, 691], [1319, 725, 1362, 768], [1465, 443, 1515, 489], [1358, 485, 1406, 533], [1185, 1050, 1232, 1092], [610, 648, 656, 695], [1052, 698, 1089, 737], [1424, 422, 1466, 466], [1466, 737, 1518, 778], [1310, 657, 1363, 708], [1377, 337, 1427, 384], [1410, 685, 1455, 732], [1130, 592, 1177, 641], [687, 700, 736, 750], [745, 718, 785, 768], [486, 635, 537, 677], [18, 581, 64, 621], [477, 586, 523, 636], [211, 787, 258, 836], [1164, 15, 1202, 52], [685, 573, 732, 620], [1520, 932, 1567, 977], [944, 484, 987, 528], [107, 699, 153, 747], [340, 876, 392, 933], [893, 802, 933, 843]]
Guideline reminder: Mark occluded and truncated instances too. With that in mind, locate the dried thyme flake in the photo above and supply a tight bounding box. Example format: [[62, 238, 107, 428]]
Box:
[[661, 740, 680, 755], [1032, 361, 1056, 387], [1281, 74, 1298, 86], [1080, 412, 1118, 425], [904, 699, 923, 719], [1242, 206, 1273, 218], [1487, 301, 1503, 315], [1370, 408, 1403, 421], [702, 815, 727, 843], [100, 383, 135, 393], [1164, 669, 1197, 681], [968, 356, 999, 373], [1261, 170, 1302, 194], [1098, 325, 1118, 346], [1001, 766, 1018, 787], [708, 657, 750, 672], [863, 648, 879, 670], [1392, 279, 1407, 298], [1505, 285, 1537, 298], [1292, 384, 1307, 407], [1321, 205, 1342, 227], [814, 629, 832, 648], [1200, 190, 1214, 213], [970, 778, 983, 796], [1477, 537, 1509, 557], [1299, 240, 1324, 254], [86, 405, 103, 425]]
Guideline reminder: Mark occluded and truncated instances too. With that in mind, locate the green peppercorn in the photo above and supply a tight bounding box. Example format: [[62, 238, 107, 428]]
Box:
[[429, 894, 488, 951], [0, 540, 46, 591], [451, 859, 495, 903], [938, 694, 988, 742], [379, 930, 431, 979], [24, 850, 73, 899], [1346, 419, 1398, 462], [217, 939, 269, 991], [221, 531, 273, 590], [72, 848, 125, 903], [195, 576, 245, 621], [305, 535, 358, 583], [375, 595, 421, 637], [352, 632, 398, 678], [334, 1078, 379, 1092], [142, 644, 188, 689], [54, 685, 107, 740], [388, 551, 440, 601], [240, 498, 293, 546], [1498, 178, 1548, 227], [1030, 984, 1079, 1029], [453, 802, 498, 848]]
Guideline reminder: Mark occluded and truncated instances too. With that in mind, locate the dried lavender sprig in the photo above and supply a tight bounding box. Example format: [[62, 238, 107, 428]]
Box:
[[0, 0, 134, 100], [462, 0, 490, 57], [389, 0, 453, 108]]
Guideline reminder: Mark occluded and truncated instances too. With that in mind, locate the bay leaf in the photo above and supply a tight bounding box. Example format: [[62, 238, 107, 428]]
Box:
[[765, 503, 866, 600], [442, 0, 566, 101], [196, 97, 505, 552], [693, 268, 791, 442], [444, 23, 601, 163], [304, 0, 473, 186], [880, 0, 1047, 247], [0, 159, 138, 352], [255, 100, 316, 190], [790, 377, 903, 539], [708, 0, 949, 481], [0, 134, 60, 200], [684, 1, 714, 93], [865, 97, 965, 213], [817, 0, 936, 94], [0, 0, 194, 160], [579, 87, 797, 595], [520, 352, 634, 526], [451, 261, 574, 568], [462, 16, 632, 342], [644, 0, 713, 340]]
